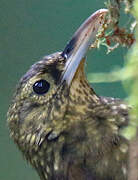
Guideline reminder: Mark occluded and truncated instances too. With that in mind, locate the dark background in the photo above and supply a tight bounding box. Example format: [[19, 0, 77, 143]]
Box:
[[0, 0, 128, 179]]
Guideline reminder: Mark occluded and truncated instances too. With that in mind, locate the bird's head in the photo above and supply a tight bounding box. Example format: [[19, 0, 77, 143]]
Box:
[[8, 9, 107, 149]]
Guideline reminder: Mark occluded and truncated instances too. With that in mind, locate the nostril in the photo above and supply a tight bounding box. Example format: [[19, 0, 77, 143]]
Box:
[[61, 37, 77, 59]]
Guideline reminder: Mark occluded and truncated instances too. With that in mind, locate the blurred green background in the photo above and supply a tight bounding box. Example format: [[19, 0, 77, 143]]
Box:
[[0, 0, 128, 179]]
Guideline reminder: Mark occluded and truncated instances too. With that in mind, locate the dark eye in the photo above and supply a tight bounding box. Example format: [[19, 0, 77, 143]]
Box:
[[33, 80, 50, 95]]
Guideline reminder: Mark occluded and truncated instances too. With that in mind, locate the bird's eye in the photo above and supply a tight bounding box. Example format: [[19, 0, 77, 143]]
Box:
[[33, 80, 50, 95]]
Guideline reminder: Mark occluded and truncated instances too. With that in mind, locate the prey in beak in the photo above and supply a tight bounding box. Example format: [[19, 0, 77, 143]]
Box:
[[60, 9, 108, 85]]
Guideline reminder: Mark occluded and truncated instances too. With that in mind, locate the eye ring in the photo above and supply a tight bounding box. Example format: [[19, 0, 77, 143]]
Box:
[[33, 79, 50, 95]]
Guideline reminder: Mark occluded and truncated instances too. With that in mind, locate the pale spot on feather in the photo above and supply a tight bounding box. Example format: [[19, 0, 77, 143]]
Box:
[[120, 144, 128, 153], [119, 117, 126, 123], [122, 166, 127, 175], [112, 106, 117, 110], [40, 160, 44, 166], [102, 98, 108, 103], [44, 172, 48, 179], [110, 124, 118, 133], [108, 118, 115, 122], [54, 163, 58, 170], [104, 160, 108, 166], [32, 155, 38, 162], [46, 166, 50, 173], [115, 154, 120, 161], [20, 135, 25, 142], [26, 134, 31, 143], [30, 134, 36, 145], [120, 104, 127, 110]]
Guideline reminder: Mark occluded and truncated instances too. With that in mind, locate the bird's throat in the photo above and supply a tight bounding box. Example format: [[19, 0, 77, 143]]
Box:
[[69, 57, 100, 107]]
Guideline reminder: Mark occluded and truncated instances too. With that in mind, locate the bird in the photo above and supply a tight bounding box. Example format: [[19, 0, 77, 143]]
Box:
[[7, 9, 130, 180]]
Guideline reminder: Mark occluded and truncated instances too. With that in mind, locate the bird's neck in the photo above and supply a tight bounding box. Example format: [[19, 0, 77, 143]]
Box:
[[68, 78, 100, 115], [68, 58, 100, 118]]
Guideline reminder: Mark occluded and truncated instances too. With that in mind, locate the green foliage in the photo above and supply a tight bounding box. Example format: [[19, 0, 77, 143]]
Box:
[[88, 0, 138, 140], [123, 0, 138, 139]]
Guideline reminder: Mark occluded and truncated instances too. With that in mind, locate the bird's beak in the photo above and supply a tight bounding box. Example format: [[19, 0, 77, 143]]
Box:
[[61, 9, 108, 85]]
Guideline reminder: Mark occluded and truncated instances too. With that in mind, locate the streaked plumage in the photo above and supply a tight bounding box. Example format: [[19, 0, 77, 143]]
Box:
[[7, 9, 130, 180]]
